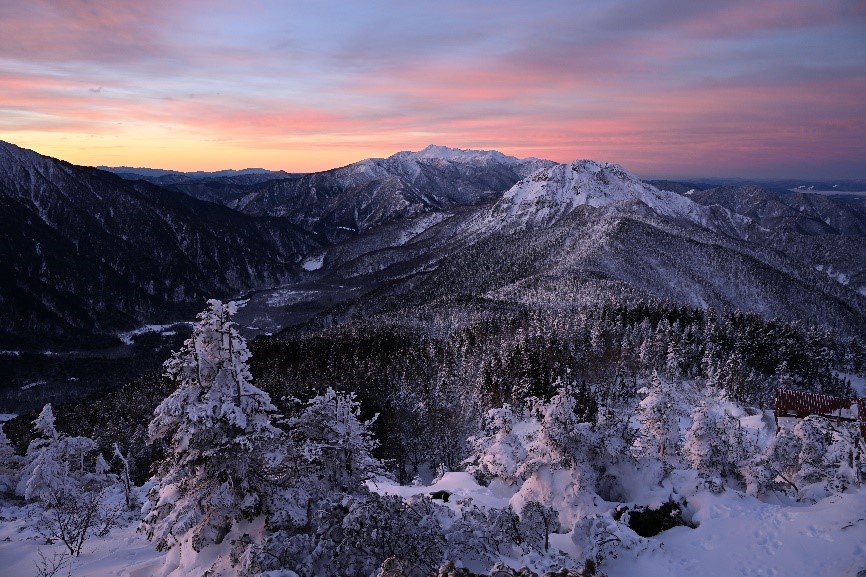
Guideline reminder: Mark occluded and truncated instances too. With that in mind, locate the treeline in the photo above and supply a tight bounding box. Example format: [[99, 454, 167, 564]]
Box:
[[250, 299, 862, 481], [5, 299, 862, 486]]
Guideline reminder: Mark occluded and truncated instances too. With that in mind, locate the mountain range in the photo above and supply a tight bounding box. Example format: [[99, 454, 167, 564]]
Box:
[[2, 140, 865, 350]]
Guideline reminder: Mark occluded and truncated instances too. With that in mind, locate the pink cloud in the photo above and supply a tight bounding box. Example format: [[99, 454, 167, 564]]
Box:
[[1, 1, 863, 177]]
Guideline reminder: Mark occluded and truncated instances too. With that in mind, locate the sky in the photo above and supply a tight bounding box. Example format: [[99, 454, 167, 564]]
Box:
[[1, 0, 864, 179]]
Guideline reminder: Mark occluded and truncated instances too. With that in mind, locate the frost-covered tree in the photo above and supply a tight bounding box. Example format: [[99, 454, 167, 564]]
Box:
[[512, 390, 597, 529], [0, 425, 21, 494], [19, 404, 101, 503], [142, 299, 280, 553], [285, 387, 381, 495], [632, 371, 681, 472], [464, 405, 526, 486], [682, 391, 744, 488], [572, 510, 651, 569], [446, 501, 520, 567], [772, 416, 864, 501], [17, 404, 115, 556], [334, 493, 445, 577], [519, 501, 559, 553], [241, 388, 385, 577]]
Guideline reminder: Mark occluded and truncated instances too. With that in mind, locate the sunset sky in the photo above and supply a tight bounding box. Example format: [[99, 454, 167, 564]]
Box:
[[1, 0, 864, 178]]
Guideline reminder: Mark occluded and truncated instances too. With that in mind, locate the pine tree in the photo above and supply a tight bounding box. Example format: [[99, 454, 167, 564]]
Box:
[[286, 387, 381, 495], [0, 425, 21, 494], [464, 405, 526, 486], [142, 299, 280, 553], [20, 404, 100, 503], [241, 388, 386, 577], [632, 371, 681, 472], [683, 391, 743, 489], [18, 404, 113, 556]]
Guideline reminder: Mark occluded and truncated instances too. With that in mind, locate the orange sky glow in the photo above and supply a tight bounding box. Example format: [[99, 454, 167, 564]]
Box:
[[1, 1, 864, 178]]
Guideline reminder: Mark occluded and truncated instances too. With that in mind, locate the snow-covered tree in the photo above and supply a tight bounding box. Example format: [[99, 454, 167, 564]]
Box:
[[286, 387, 381, 495], [572, 510, 651, 569], [682, 390, 744, 488], [778, 416, 864, 501], [744, 415, 866, 501], [464, 405, 526, 485], [240, 388, 385, 577], [334, 493, 445, 577], [446, 501, 512, 567], [16, 404, 115, 556], [511, 390, 597, 528], [631, 371, 681, 473], [19, 404, 101, 503], [0, 425, 21, 494], [519, 501, 559, 553], [142, 299, 280, 553]]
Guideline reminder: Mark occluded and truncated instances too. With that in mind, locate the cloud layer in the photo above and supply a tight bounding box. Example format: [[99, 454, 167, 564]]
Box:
[[1, 0, 864, 177]]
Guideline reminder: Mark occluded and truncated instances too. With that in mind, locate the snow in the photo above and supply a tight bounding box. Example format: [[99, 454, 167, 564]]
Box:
[[117, 323, 191, 346], [815, 264, 851, 286], [20, 380, 46, 390], [396, 212, 448, 245], [265, 288, 319, 307], [0, 487, 162, 577], [604, 490, 866, 577], [301, 253, 324, 271], [393, 144, 522, 166], [841, 372, 866, 397], [371, 471, 515, 511], [366, 475, 866, 577], [2, 401, 865, 577], [486, 159, 750, 235]]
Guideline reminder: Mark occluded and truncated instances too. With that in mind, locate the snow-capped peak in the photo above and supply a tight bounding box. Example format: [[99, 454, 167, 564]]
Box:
[[391, 144, 521, 165], [487, 159, 735, 231]]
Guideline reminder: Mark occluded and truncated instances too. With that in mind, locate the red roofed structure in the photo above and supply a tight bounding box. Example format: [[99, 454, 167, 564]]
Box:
[[774, 388, 866, 438]]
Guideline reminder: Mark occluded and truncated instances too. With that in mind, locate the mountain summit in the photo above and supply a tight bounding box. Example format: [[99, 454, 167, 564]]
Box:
[[487, 159, 744, 235]]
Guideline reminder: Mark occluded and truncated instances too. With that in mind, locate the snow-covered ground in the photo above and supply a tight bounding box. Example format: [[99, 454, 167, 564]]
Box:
[[2, 479, 863, 577], [605, 489, 866, 577], [0, 489, 163, 577], [117, 323, 191, 346], [373, 472, 866, 577]]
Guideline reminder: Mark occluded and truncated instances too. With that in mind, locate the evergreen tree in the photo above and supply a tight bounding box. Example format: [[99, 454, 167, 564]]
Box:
[[464, 405, 526, 486], [142, 299, 280, 553], [19, 404, 101, 503], [285, 387, 381, 495], [632, 371, 681, 472], [0, 426, 19, 494], [683, 391, 743, 488]]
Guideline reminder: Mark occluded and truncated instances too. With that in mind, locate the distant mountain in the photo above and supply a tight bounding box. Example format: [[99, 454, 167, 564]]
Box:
[[293, 160, 866, 337], [652, 183, 866, 297], [100, 166, 304, 206], [0, 141, 318, 348], [232, 145, 554, 242], [100, 166, 296, 182], [650, 177, 866, 193], [5, 140, 866, 349]]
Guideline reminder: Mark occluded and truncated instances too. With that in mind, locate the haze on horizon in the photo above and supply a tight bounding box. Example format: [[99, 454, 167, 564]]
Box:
[[1, 0, 864, 179]]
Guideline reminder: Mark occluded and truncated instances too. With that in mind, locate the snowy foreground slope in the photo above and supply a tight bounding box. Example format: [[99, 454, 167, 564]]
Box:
[[0, 482, 864, 577], [381, 475, 866, 577], [3, 300, 865, 576]]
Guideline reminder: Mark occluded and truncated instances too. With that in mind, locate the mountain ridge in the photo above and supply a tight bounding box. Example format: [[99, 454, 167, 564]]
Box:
[[3, 139, 866, 348], [0, 140, 318, 348]]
